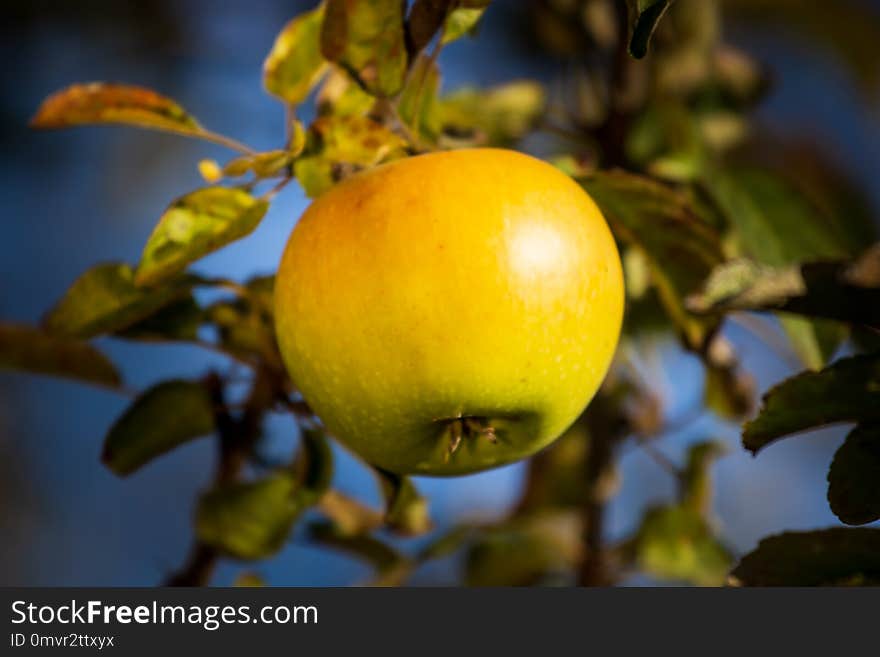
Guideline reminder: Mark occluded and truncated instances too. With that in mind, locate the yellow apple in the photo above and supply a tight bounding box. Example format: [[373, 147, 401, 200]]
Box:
[[275, 148, 623, 475]]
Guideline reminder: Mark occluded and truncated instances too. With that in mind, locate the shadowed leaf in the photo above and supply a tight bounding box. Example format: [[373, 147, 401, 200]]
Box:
[[31, 83, 202, 136], [687, 248, 880, 329], [407, 0, 455, 54], [628, 0, 674, 59], [264, 4, 329, 105], [321, 0, 408, 97], [135, 188, 269, 287], [117, 296, 203, 342], [0, 322, 121, 388], [197, 472, 310, 559], [743, 354, 880, 454], [703, 167, 853, 368], [44, 262, 194, 338], [583, 170, 724, 350], [632, 505, 732, 586], [730, 528, 880, 586], [102, 380, 214, 475], [827, 424, 880, 526]]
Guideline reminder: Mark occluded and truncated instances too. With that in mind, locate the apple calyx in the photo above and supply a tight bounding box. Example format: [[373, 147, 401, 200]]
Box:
[[439, 415, 498, 462]]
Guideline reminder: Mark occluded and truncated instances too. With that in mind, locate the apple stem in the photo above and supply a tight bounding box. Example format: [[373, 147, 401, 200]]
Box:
[[440, 416, 498, 462]]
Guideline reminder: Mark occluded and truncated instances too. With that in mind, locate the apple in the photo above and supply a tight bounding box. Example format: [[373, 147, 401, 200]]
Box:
[[275, 148, 624, 475]]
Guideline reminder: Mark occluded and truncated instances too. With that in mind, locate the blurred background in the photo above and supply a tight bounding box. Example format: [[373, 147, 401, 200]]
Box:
[[1, 0, 879, 585]]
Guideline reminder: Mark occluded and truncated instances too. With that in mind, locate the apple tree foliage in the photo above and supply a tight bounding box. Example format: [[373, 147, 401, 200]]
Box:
[[2, 0, 880, 586]]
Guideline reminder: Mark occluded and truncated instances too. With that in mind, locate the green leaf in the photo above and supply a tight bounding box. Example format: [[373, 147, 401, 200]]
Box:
[[316, 68, 376, 118], [827, 424, 880, 526], [632, 505, 732, 586], [263, 4, 328, 105], [742, 354, 880, 454], [30, 83, 203, 137], [196, 472, 309, 559], [293, 115, 407, 197], [135, 188, 269, 287], [465, 511, 580, 586], [441, 3, 490, 45], [730, 528, 880, 586], [321, 0, 408, 97], [308, 521, 404, 573], [0, 322, 121, 389], [680, 440, 727, 516], [686, 250, 880, 329], [223, 150, 296, 179], [397, 53, 441, 141], [376, 470, 431, 535], [116, 296, 203, 342], [102, 380, 214, 475], [582, 170, 724, 350], [627, 0, 674, 59], [436, 80, 545, 146], [703, 167, 853, 368], [44, 262, 193, 339]]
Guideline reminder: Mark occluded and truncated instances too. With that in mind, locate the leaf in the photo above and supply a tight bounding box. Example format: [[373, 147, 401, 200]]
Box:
[[263, 4, 328, 105], [293, 115, 407, 197], [730, 528, 880, 586], [465, 511, 581, 586], [316, 68, 376, 118], [44, 263, 193, 339], [295, 429, 334, 500], [117, 296, 203, 342], [627, 0, 674, 59], [680, 440, 727, 516], [702, 167, 853, 368], [441, 3, 490, 45], [318, 490, 384, 536], [407, 0, 455, 54], [582, 170, 724, 350], [102, 380, 214, 476], [30, 83, 203, 137], [686, 250, 880, 329], [376, 470, 431, 535], [632, 505, 732, 586], [196, 472, 309, 559], [135, 187, 269, 287], [742, 354, 880, 454], [308, 521, 404, 573], [397, 53, 441, 140], [321, 0, 409, 97], [223, 150, 295, 179], [436, 80, 544, 146], [0, 322, 121, 388], [827, 424, 880, 526]]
